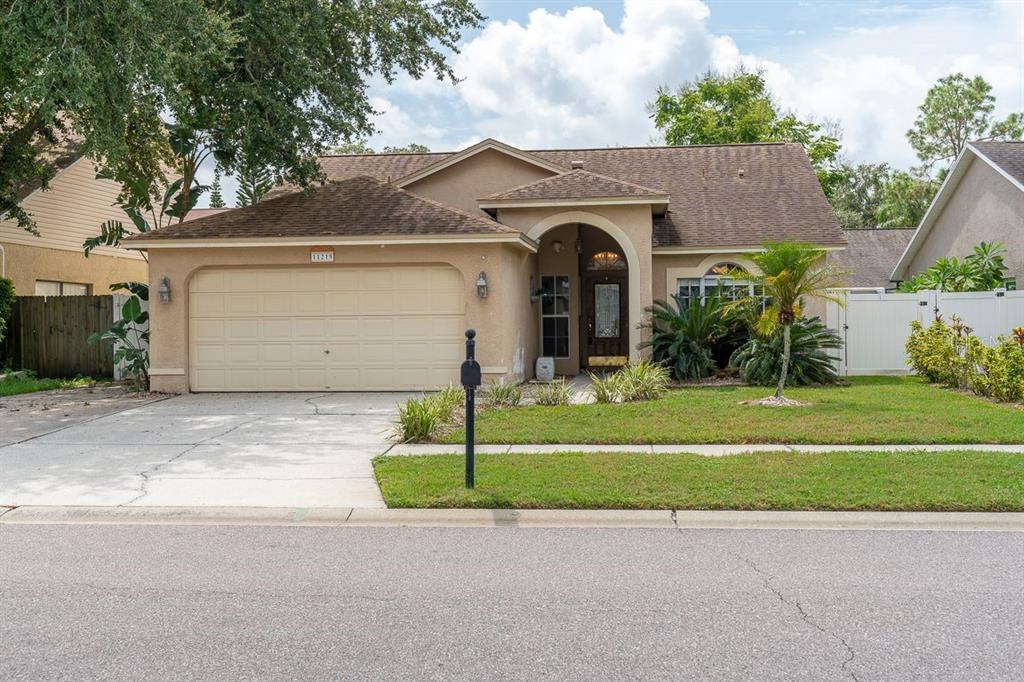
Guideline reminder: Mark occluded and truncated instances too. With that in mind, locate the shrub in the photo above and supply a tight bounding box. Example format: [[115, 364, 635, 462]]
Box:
[[393, 385, 464, 442], [898, 241, 1009, 292], [641, 294, 729, 380], [588, 372, 621, 403], [482, 378, 522, 408], [614, 361, 670, 401], [905, 316, 973, 388], [533, 378, 572, 406], [730, 317, 842, 387], [969, 336, 1024, 402]]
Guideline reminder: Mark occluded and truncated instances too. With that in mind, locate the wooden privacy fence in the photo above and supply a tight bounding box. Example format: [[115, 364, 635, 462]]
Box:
[[4, 295, 115, 378]]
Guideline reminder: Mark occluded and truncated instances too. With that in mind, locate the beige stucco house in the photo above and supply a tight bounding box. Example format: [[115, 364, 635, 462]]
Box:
[[892, 141, 1024, 286], [0, 151, 147, 296], [128, 139, 844, 393]]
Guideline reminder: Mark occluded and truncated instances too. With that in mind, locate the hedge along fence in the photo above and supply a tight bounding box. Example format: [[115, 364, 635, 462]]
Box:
[[1, 295, 148, 379]]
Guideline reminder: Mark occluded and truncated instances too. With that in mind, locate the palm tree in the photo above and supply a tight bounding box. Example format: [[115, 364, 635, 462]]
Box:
[[729, 241, 846, 402]]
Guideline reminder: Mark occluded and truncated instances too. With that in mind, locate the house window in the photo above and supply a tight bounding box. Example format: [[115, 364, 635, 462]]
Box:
[[541, 274, 570, 358], [676, 263, 758, 305], [35, 280, 90, 296]]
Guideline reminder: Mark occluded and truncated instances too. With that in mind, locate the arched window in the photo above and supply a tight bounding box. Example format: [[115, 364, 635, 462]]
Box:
[[677, 262, 759, 307], [586, 251, 627, 271]]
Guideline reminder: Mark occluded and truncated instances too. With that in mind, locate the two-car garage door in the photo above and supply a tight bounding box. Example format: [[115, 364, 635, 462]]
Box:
[[189, 265, 465, 391]]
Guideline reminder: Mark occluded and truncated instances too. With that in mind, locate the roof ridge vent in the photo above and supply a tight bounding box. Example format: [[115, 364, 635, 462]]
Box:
[[570, 160, 584, 169]]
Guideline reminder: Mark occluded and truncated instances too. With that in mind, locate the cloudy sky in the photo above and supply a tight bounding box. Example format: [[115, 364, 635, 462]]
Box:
[[204, 0, 1024, 205]]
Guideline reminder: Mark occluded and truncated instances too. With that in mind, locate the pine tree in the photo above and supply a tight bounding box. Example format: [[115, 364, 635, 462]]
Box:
[[209, 169, 226, 208]]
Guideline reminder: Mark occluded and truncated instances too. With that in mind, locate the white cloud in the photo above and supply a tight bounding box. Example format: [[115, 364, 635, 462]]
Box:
[[747, 3, 1024, 168], [442, 0, 733, 147]]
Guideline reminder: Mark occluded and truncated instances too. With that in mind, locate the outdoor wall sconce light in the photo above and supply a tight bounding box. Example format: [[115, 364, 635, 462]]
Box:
[[551, 240, 564, 253], [158, 276, 171, 303], [476, 271, 488, 298], [529, 275, 539, 303]]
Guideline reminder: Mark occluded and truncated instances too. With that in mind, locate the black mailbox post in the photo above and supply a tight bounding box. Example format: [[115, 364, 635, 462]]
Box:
[[460, 329, 482, 488]]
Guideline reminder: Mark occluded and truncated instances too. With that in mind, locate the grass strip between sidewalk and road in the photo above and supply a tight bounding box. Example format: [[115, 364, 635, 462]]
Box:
[[374, 450, 1024, 511], [441, 376, 1024, 445]]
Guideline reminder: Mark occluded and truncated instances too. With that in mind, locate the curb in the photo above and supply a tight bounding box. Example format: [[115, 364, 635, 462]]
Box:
[[2, 506, 1024, 531]]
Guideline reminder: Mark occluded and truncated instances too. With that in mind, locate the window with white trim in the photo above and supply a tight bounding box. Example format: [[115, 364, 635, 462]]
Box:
[[676, 263, 758, 306], [541, 275, 570, 358], [35, 280, 90, 296]]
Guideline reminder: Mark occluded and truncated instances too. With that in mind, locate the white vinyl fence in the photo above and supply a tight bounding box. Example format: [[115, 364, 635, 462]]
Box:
[[826, 289, 1024, 375]]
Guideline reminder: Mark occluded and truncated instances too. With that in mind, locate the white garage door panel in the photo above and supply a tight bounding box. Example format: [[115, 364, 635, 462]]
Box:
[[189, 266, 465, 391]]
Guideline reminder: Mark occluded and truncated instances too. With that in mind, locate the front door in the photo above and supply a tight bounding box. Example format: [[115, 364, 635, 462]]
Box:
[[583, 272, 628, 367]]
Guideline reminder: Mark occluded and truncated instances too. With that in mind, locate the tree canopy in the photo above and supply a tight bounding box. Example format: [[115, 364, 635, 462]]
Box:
[[651, 67, 842, 188], [907, 73, 1023, 173], [330, 141, 431, 154], [1, 0, 481, 232]]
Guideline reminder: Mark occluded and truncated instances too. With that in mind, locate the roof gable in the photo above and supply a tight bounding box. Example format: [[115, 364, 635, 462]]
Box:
[[481, 168, 667, 203], [891, 142, 1024, 280], [394, 138, 568, 188]]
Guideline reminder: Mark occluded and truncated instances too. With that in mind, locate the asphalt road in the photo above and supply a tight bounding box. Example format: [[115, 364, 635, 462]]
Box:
[[1, 524, 1022, 681]]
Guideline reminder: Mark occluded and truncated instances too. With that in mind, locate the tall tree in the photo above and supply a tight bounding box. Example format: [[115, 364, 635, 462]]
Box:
[[651, 67, 842, 189], [2, 0, 482, 233], [209, 169, 226, 209], [907, 73, 1024, 173], [0, 1, 231, 233], [826, 163, 892, 230], [235, 161, 275, 207], [874, 171, 937, 228]]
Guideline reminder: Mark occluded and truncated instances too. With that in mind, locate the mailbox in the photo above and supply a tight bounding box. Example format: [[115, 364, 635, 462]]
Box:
[[461, 359, 481, 388]]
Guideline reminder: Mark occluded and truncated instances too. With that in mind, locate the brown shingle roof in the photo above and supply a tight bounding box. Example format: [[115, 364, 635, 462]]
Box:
[[129, 175, 514, 241], [971, 141, 1024, 188], [530, 144, 844, 248], [482, 169, 665, 201], [307, 142, 844, 248], [829, 229, 915, 288]]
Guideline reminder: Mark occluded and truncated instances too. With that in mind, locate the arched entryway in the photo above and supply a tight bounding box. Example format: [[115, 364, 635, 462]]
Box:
[[528, 211, 642, 374]]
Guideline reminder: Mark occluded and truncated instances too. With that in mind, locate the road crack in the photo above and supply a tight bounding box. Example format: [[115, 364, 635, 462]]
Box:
[[304, 393, 331, 416], [671, 509, 859, 681]]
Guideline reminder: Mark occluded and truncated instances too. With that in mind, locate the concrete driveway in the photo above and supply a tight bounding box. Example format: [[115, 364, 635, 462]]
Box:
[[0, 390, 412, 508]]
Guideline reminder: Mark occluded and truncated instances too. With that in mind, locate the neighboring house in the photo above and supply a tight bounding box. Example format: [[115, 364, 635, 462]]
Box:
[[892, 141, 1024, 287], [0, 151, 147, 296], [184, 208, 232, 221], [830, 229, 915, 291], [127, 138, 844, 393]]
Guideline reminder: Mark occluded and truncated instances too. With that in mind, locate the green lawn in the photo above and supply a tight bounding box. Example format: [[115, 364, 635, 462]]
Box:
[[441, 376, 1024, 444], [0, 374, 98, 397], [374, 451, 1024, 511]]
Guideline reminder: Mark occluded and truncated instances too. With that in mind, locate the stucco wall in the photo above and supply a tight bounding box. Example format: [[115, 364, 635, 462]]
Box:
[[0, 240, 147, 295], [0, 156, 146, 293], [497, 204, 654, 361], [402, 149, 556, 216], [906, 157, 1024, 283], [145, 242, 534, 392]]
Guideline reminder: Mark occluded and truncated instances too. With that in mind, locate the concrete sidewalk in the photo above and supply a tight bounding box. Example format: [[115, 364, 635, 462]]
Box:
[[3, 505, 1024, 531], [386, 443, 1024, 456]]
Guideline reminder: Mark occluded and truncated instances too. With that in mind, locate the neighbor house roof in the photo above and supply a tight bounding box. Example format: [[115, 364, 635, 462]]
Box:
[[480, 168, 667, 203], [971, 141, 1024, 188], [127, 175, 517, 244], [891, 141, 1024, 280], [184, 207, 232, 221], [308, 142, 845, 250], [830, 229, 915, 288]]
